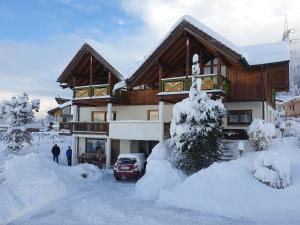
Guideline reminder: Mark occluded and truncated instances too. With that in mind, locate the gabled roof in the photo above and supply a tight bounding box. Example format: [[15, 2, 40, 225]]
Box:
[[127, 15, 290, 83], [47, 107, 60, 115], [57, 42, 124, 84]]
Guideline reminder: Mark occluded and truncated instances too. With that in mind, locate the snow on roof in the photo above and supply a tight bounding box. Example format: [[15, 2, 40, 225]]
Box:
[[113, 80, 127, 92], [59, 101, 72, 109], [282, 96, 300, 105], [83, 15, 290, 87], [180, 15, 242, 55], [241, 41, 290, 66]]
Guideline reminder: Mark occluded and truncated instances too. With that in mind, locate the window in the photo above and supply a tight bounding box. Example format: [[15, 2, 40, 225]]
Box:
[[228, 110, 252, 126], [92, 111, 106, 122], [147, 110, 159, 121], [86, 139, 106, 153], [91, 111, 116, 122]]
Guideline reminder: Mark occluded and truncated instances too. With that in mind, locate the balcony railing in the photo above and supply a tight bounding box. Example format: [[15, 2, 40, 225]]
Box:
[[160, 74, 230, 95], [59, 122, 108, 135], [73, 84, 110, 99]]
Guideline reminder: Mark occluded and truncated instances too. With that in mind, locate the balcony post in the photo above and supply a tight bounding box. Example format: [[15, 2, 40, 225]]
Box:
[[72, 105, 78, 122], [72, 136, 78, 165], [159, 101, 165, 142], [106, 137, 112, 169], [107, 103, 112, 122]]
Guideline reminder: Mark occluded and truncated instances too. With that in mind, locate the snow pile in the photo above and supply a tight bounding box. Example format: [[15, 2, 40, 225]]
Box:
[[247, 119, 275, 151], [253, 151, 292, 189], [0, 152, 102, 224], [158, 137, 300, 222], [136, 141, 185, 200], [64, 163, 103, 182]]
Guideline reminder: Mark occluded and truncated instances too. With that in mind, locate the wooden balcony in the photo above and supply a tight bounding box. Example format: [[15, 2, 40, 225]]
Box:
[[73, 84, 110, 99], [160, 74, 230, 95], [59, 122, 108, 135]]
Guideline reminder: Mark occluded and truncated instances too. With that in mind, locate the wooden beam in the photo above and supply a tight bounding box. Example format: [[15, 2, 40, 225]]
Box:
[[158, 63, 163, 91], [199, 46, 204, 74], [185, 34, 190, 79], [108, 71, 113, 96], [75, 54, 90, 75], [185, 33, 190, 91], [216, 53, 222, 89], [89, 55, 93, 86]]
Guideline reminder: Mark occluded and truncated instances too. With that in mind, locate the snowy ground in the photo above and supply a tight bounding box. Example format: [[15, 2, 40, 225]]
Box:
[[1, 132, 300, 225]]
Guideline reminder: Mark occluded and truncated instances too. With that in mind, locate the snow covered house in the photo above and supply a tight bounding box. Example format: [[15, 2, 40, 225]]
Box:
[[57, 15, 289, 167], [47, 97, 73, 123], [282, 96, 300, 118]]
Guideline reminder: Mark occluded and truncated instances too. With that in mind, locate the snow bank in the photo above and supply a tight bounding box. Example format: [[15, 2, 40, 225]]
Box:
[[0, 152, 102, 224], [253, 151, 292, 189], [136, 142, 185, 200], [158, 137, 300, 223]]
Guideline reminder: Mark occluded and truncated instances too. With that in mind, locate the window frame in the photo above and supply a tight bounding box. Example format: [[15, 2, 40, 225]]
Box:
[[227, 110, 252, 126], [147, 110, 159, 121], [85, 138, 106, 154], [91, 111, 116, 122]]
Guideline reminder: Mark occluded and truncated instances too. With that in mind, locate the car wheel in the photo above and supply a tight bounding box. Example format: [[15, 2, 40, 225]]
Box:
[[114, 175, 120, 181]]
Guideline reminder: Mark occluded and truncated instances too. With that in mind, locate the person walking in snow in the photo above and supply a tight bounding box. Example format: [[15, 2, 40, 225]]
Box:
[[95, 146, 103, 169], [52, 144, 60, 164], [66, 146, 72, 166]]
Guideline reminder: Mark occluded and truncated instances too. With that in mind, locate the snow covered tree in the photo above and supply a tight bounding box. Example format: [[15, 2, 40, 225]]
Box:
[[247, 119, 275, 151], [2, 93, 40, 152], [170, 54, 226, 174]]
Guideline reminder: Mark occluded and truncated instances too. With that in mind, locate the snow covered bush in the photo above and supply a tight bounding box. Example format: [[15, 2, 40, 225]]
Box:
[[136, 141, 185, 200], [253, 151, 292, 189], [170, 54, 226, 174], [2, 93, 40, 152], [283, 120, 300, 137], [247, 119, 275, 151]]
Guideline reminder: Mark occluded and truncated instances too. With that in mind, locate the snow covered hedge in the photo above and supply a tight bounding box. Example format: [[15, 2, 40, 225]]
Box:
[[247, 119, 275, 151], [253, 151, 292, 189]]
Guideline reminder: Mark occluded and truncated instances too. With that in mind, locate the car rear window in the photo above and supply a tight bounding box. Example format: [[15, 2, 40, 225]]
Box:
[[118, 158, 137, 164]]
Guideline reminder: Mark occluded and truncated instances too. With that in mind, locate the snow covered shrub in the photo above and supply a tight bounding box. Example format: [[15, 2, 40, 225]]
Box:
[[247, 119, 275, 151], [253, 151, 292, 189], [284, 120, 300, 137], [170, 54, 226, 174], [2, 93, 40, 152]]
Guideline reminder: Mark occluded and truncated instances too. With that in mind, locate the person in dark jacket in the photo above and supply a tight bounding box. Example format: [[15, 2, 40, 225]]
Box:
[[52, 144, 60, 163], [66, 146, 72, 166]]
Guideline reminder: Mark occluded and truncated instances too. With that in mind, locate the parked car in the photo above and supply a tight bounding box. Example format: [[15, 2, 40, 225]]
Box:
[[113, 153, 146, 180]]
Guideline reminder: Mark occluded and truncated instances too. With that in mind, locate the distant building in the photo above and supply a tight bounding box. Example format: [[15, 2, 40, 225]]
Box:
[[47, 97, 73, 123], [282, 96, 300, 118]]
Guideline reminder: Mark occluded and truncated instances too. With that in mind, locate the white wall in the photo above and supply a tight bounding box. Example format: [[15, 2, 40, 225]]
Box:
[[119, 140, 130, 154], [109, 121, 161, 140], [223, 101, 263, 129], [78, 137, 85, 155], [78, 104, 174, 122]]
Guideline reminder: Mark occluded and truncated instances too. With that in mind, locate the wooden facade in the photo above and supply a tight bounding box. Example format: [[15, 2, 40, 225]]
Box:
[[57, 18, 289, 109]]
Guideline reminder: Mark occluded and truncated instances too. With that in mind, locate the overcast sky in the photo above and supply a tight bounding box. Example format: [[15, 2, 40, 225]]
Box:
[[0, 0, 299, 118]]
